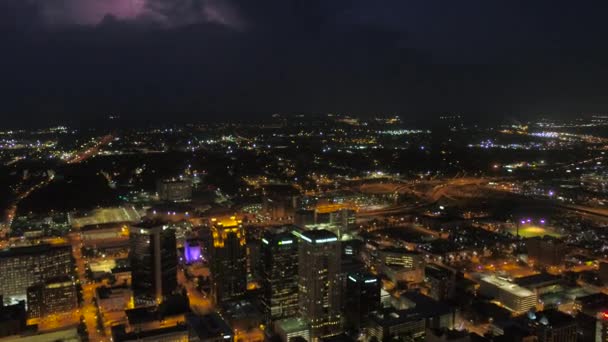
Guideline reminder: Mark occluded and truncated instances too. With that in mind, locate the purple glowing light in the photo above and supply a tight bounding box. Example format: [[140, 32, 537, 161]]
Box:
[[184, 241, 202, 264], [540, 219, 545, 224]]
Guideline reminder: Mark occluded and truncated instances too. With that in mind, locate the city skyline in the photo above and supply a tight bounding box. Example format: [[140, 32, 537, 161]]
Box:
[[1, 2, 608, 342]]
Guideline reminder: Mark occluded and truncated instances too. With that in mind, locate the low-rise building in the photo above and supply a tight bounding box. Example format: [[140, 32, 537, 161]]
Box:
[[96, 285, 132, 313], [274, 317, 310, 342], [478, 275, 537, 314]]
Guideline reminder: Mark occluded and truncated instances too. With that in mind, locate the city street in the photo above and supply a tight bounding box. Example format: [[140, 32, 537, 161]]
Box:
[[69, 231, 108, 342]]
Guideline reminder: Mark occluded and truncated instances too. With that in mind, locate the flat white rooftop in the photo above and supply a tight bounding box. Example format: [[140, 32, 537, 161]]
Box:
[[481, 275, 535, 297]]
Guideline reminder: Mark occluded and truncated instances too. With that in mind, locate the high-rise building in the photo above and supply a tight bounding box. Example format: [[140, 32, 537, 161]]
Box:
[[262, 185, 299, 220], [129, 221, 177, 305], [157, 177, 193, 202], [260, 230, 299, 324], [294, 229, 342, 340], [0, 244, 73, 305], [425, 264, 456, 301], [329, 209, 356, 238], [344, 272, 380, 332], [210, 217, 247, 304], [526, 236, 566, 266], [294, 209, 315, 229], [599, 262, 608, 285], [27, 276, 78, 319]]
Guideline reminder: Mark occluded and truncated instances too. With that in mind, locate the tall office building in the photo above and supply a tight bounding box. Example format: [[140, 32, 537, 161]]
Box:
[[129, 221, 177, 305], [260, 230, 299, 324], [210, 217, 247, 304], [27, 276, 78, 319], [294, 229, 342, 340], [344, 272, 381, 332], [329, 209, 356, 238], [0, 244, 73, 304]]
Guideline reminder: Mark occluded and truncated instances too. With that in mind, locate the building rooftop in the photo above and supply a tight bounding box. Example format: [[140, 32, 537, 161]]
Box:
[[370, 307, 424, 327], [0, 243, 70, 258], [80, 222, 128, 231], [427, 328, 471, 340], [425, 263, 456, 278], [150, 203, 195, 213], [347, 271, 378, 284], [531, 309, 576, 328], [379, 247, 419, 255], [211, 216, 242, 228], [220, 299, 261, 320], [125, 307, 158, 324], [400, 292, 454, 318], [514, 273, 561, 288], [275, 317, 309, 333], [262, 231, 297, 246], [320, 333, 356, 342], [186, 312, 233, 340], [132, 219, 168, 229], [292, 229, 338, 244], [480, 275, 535, 298], [575, 292, 608, 308], [0, 300, 26, 323], [112, 323, 187, 342], [96, 285, 130, 299]]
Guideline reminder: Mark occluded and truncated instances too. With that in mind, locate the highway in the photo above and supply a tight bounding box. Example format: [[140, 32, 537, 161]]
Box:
[[67, 134, 114, 164]]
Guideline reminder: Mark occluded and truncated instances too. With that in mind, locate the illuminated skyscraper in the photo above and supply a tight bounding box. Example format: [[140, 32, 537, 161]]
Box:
[[210, 217, 247, 304], [294, 229, 341, 340], [129, 221, 177, 305], [260, 230, 299, 324]]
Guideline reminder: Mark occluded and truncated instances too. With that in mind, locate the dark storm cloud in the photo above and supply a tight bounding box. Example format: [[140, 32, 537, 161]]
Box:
[[0, 0, 244, 29], [2, 0, 608, 127]]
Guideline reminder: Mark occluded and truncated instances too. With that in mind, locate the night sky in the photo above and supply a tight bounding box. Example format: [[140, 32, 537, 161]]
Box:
[[2, 0, 608, 126]]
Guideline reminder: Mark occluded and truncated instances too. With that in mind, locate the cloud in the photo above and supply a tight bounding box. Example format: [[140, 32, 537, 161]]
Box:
[[142, 0, 244, 29], [12, 0, 243, 29]]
